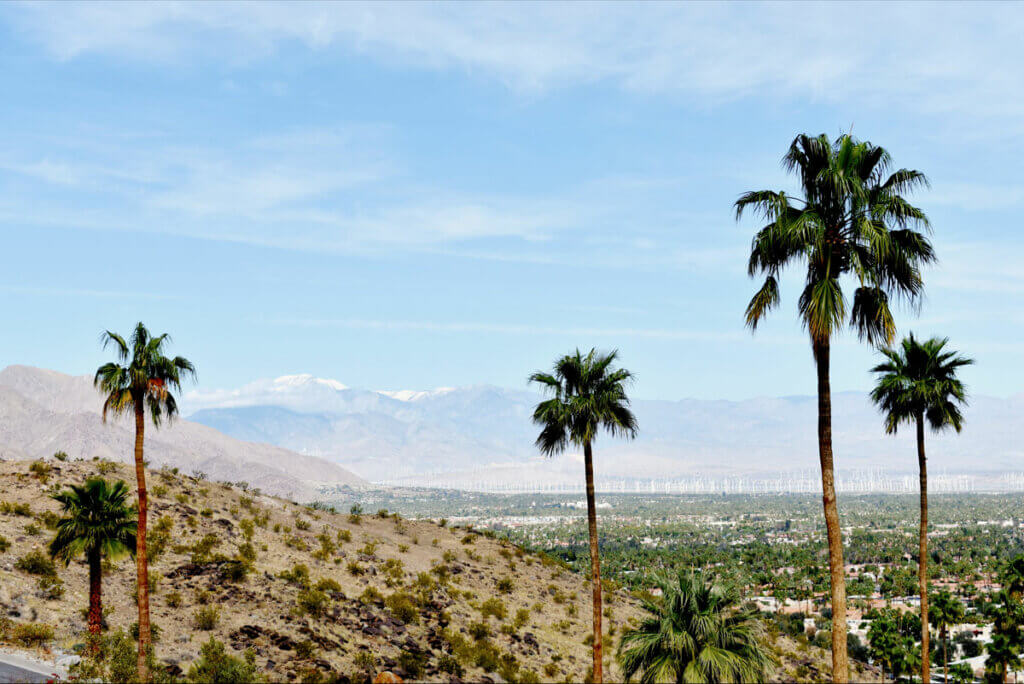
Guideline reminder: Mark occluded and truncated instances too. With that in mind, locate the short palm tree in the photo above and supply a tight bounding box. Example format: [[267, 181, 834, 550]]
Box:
[[95, 322, 195, 681], [1002, 555, 1024, 599], [617, 570, 773, 683], [871, 334, 972, 683], [49, 477, 136, 642], [530, 349, 637, 684], [930, 590, 966, 683], [736, 133, 934, 683], [986, 633, 1021, 684]]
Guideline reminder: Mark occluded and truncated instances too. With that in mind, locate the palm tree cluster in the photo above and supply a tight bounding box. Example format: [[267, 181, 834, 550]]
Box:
[[36, 132, 978, 684]]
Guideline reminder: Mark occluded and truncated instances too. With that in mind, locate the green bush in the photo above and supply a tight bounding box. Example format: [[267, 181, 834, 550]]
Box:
[[187, 637, 260, 683], [469, 621, 490, 640], [165, 591, 182, 608], [296, 588, 330, 617], [16, 549, 56, 577], [0, 534, 9, 553], [294, 640, 316, 660], [480, 597, 507, 620], [397, 652, 425, 679], [359, 586, 383, 604], [220, 560, 249, 582], [194, 605, 220, 630], [11, 622, 54, 647], [53, 451, 68, 462], [496, 577, 514, 594], [279, 563, 311, 587], [0, 501, 32, 516], [37, 575, 64, 600], [295, 517, 311, 531], [315, 577, 342, 593], [385, 592, 419, 624]]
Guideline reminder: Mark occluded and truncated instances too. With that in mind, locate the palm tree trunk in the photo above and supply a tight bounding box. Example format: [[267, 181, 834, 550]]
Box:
[[813, 338, 849, 683], [942, 625, 948, 684], [133, 404, 151, 682], [918, 413, 930, 684], [87, 546, 102, 653], [583, 440, 603, 684]]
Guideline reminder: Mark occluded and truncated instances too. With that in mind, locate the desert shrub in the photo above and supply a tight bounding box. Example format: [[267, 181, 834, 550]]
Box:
[[279, 563, 311, 587], [239, 495, 254, 509], [190, 533, 221, 563], [294, 640, 316, 660], [312, 532, 336, 560], [296, 588, 330, 617], [513, 608, 531, 630], [346, 561, 364, 576], [438, 653, 465, 677], [129, 621, 162, 643], [353, 651, 376, 674], [398, 543, 409, 553], [199, 507, 213, 518], [239, 518, 255, 540], [385, 592, 419, 624], [496, 577, 514, 594], [337, 529, 352, 543], [284, 534, 308, 551], [442, 550, 457, 563], [254, 509, 270, 528], [359, 540, 378, 556], [16, 549, 56, 577], [187, 636, 259, 683], [566, 603, 578, 617], [544, 662, 559, 678], [376, 508, 389, 519], [12, 622, 54, 647], [37, 575, 65, 600], [480, 597, 507, 620], [24, 522, 41, 536], [29, 460, 52, 482], [461, 534, 476, 545], [53, 451, 68, 462], [220, 560, 249, 582], [439, 518, 448, 527], [295, 517, 311, 531], [194, 605, 220, 630], [397, 652, 426, 679], [165, 591, 182, 608], [37, 510, 61, 530], [348, 504, 363, 524], [315, 577, 342, 593], [359, 586, 383, 604], [96, 460, 118, 475], [0, 535, 9, 553], [382, 558, 404, 586], [0, 501, 32, 516], [237, 541, 257, 564], [469, 621, 490, 640]]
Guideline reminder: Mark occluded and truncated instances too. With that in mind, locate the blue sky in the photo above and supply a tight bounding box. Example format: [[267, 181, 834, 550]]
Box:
[[1, 2, 1022, 401]]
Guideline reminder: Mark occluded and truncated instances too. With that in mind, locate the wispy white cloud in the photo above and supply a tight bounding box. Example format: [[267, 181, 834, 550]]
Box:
[[262, 316, 799, 345], [6, 2, 1024, 122]]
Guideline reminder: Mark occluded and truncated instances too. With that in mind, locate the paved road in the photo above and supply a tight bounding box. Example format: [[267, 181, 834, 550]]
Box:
[[0, 654, 60, 683]]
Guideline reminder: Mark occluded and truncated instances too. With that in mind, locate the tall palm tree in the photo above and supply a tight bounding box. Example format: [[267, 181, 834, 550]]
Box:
[[530, 349, 638, 683], [617, 570, 773, 683], [736, 133, 934, 682], [49, 477, 136, 643], [987, 633, 1021, 684], [871, 334, 972, 683], [95, 322, 195, 681], [930, 590, 966, 683]]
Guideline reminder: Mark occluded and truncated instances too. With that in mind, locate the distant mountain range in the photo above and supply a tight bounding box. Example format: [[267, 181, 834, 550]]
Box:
[[182, 373, 1024, 485], [0, 366, 366, 499]]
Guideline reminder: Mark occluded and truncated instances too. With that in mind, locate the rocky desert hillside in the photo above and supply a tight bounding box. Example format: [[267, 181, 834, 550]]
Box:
[[0, 457, 877, 682], [0, 458, 647, 682]]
